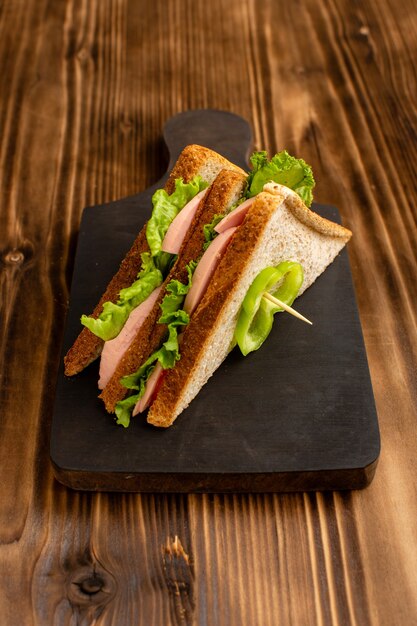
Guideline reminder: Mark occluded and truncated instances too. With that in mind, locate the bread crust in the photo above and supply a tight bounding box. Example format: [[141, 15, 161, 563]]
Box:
[[64, 146, 243, 377], [99, 169, 247, 411], [64, 228, 149, 376], [263, 183, 352, 240]]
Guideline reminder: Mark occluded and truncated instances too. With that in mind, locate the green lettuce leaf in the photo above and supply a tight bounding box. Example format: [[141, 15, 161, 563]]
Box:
[[202, 214, 224, 250], [154, 250, 174, 275], [146, 176, 209, 257], [246, 150, 315, 207], [115, 263, 196, 426], [115, 395, 138, 428], [201, 151, 315, 255], [81, 252, 163, 341]]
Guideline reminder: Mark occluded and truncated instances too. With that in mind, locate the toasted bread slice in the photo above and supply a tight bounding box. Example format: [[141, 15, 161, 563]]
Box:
[[147, 185, 352, 427], [64, 145, 244, 376], [100, 169, 247, 412]]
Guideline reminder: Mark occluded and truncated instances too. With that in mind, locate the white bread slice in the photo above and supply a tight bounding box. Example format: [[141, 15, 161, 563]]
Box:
[[64, 145, 244, 376], [147, 184, 352, 427]]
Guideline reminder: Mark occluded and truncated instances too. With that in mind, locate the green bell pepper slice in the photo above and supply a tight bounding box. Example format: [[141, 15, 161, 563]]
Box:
[[235, 261, 304, 356]]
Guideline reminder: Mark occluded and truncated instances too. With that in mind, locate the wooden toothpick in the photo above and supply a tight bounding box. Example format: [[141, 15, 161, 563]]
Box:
[[263, 292, 313, 325]]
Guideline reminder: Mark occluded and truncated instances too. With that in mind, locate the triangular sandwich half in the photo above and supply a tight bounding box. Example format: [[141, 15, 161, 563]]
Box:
[[145, 183, 351, 427], [64, 145, 244, 376]]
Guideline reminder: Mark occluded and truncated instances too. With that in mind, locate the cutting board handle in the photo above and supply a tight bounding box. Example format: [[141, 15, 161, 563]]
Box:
[[162, 109, 253, 173]]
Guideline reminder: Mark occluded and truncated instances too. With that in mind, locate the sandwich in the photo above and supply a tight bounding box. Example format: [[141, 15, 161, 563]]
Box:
[[146, 179, 352, 427], [64, 145, 245, 377], [73, 148, 350, 428], [65, 145, 351, 428]]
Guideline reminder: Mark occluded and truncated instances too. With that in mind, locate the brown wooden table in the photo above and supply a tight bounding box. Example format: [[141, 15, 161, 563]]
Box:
[[1, 0, 416, 624]]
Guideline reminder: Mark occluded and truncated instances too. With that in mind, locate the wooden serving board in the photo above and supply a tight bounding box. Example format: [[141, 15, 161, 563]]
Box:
[[50, 110, 380, 492]]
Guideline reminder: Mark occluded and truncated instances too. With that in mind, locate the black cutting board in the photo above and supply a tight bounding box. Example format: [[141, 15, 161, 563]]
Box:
[[50, 109, 380, 492]]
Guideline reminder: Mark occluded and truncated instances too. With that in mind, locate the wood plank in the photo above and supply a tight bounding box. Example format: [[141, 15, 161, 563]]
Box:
[[0, 0, 416, 623]]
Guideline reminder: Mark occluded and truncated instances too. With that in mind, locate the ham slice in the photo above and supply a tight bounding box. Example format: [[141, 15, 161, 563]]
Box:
[[98, 285, 163, 389], [162, 188, 209, 254], [132, 361, 164, 415], [183, 226, 237, 315], [214, 197, 254, 233]]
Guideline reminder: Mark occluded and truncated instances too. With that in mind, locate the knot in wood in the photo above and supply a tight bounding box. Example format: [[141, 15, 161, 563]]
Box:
[[77, 47, 90, 63], [3, 249, 25, 265], [120, 117, 134, 134], [1, 241, 34, 267], [78, 574, 104, 595], [67, 565, 116, 608]]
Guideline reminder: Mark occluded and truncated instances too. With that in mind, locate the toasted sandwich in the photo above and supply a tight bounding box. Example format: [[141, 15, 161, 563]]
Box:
[[146, 183, 351, 426], [106, 151, 351, 428], [64, 145, 245, 377]]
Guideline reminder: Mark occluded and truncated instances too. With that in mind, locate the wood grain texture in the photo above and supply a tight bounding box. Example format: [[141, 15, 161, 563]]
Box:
[[0, 0, 416, 624]]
